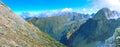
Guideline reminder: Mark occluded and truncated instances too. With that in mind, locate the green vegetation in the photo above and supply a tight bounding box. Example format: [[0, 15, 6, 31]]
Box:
[[27, 13, 86, 41]]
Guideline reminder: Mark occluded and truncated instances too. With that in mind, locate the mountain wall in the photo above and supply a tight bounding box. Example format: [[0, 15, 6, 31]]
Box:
[[67, 8, 120, 47]]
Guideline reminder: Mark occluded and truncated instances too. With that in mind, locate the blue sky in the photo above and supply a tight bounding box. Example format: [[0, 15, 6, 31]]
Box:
[[1, 0, 120, 14], [1, 0, 90, 11], [1, 0, 94, 13]]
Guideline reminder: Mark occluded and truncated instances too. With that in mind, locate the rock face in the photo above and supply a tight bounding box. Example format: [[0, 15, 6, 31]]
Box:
[[0, 2, 66, 47], [105, 28, 120, 47], [67, 8, 120, 47]]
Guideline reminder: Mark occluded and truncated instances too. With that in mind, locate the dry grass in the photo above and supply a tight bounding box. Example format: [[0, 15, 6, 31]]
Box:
[[0, 2, 66, 47]]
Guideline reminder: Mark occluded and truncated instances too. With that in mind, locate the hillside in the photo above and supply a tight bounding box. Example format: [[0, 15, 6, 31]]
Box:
[[27, 12, 90, 41], [0, 2, 66, 47]]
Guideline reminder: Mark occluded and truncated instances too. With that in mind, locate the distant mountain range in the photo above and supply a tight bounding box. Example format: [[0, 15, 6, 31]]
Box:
[[20, 11, 94, 19]]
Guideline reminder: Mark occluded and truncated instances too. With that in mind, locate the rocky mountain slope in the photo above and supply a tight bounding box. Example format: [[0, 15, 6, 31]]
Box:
[[0, 2, 66, 47], [105, 27, 120, 47], [67, 8, 120, 47]]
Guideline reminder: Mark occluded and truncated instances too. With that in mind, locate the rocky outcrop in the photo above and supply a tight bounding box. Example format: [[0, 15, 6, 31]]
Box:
[[105, 28, 120, 47], [0, 2, 66, 47]]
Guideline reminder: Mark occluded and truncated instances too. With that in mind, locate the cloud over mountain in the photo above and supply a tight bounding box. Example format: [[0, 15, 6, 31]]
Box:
[[92, 0, 120, 12], [19, 8, 74, 18], [19, 0, 120, 19], [61, 8, 73, 12]]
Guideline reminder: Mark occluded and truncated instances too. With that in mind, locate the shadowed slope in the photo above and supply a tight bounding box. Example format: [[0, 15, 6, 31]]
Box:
[[68, 8, 120, 47]]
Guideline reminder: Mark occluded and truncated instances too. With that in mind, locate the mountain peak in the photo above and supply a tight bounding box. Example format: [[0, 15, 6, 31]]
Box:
[[100, 8, 110, 11], [93, 8, 113, 20], [67, 8, 120, 47]]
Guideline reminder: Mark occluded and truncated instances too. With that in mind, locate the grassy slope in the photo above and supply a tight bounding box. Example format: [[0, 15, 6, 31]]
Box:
[[0, 2, 66, 47]]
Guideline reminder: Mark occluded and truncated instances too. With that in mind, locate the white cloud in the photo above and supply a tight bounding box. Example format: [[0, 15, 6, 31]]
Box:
[[92, 0, 120, 12], [83, 8, 87, 12], [76, 8, 97, 14], [17, 0, 120, 17], [61, 8, 73, 12], [19, 12, 37, 18]]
